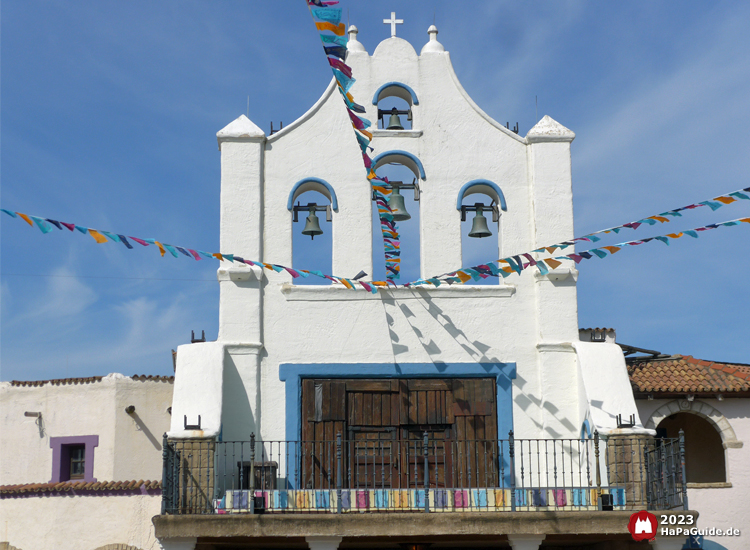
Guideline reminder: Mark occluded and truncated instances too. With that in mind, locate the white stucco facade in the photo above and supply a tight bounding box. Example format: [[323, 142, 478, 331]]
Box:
[[168, 27, 625, 447], [0, 374, 173, 550], [0, 493, 162, 550], [636, 398, 749, 550], [1, 374, 173, 485]]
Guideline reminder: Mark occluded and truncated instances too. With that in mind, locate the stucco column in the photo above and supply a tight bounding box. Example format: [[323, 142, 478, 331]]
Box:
[[306, 536, 343, 550], [158, 538, 197, 550], [217, 114, 266, 344], [507, 534, 545, 550], [216, 115, 266, 440], [527, 116, 581, 438]]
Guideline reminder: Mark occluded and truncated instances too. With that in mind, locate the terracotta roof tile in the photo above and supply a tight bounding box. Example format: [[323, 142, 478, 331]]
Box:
[[628, 355, 750, 395], [0, 480, 162, 495], [9, 374, 173, 387]]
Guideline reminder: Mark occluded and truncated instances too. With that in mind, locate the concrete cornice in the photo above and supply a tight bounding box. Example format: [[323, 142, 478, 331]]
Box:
[[153, 510, 698, 540]]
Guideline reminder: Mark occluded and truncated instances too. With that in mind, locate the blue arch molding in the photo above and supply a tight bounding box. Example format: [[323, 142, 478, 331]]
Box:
[[372, 82, 420, 106], [372, 150, 426, 180], [279, 361, 516, 446], [456, 179, 508, 211], [287, 177, 339, 211]]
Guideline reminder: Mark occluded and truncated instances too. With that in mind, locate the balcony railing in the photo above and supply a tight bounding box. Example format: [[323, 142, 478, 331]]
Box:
[[161, 431, 687, 515]]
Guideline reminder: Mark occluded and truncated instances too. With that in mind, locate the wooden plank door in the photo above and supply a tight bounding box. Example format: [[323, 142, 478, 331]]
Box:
[[451, 378, 498, 488], [300, 379, 346, 489], [346, 380, 400, 489], [399, 380, 455, 488]]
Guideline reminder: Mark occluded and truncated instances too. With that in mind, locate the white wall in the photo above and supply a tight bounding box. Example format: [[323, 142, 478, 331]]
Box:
[[0, 375, 173, 485], [637, 398, 749, 550], [0, 493, 161, 550], [170, 29, 587, 445]]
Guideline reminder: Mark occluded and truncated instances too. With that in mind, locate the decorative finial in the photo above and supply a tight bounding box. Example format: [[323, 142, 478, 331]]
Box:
[[347, 25, 366, 52], [383, 12, 403, 37], [421, 24, 444, 54]]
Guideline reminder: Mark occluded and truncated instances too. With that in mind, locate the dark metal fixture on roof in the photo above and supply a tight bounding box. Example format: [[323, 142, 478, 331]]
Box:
[[616, 414, 636, 428], [184, 415, 201, 430]]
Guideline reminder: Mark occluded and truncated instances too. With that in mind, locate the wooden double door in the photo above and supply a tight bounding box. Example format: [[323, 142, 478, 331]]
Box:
[[300, 378, 498, 489]]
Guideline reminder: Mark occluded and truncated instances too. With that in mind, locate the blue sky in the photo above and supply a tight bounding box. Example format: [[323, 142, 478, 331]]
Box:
[[2, 1, 749, 381]]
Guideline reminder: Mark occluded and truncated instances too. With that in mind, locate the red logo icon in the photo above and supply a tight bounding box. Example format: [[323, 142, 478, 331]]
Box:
[[628, 511, 658, 541]]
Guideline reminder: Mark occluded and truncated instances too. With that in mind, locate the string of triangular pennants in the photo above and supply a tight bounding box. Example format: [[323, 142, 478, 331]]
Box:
[[408, 186, 750, 286], [2, 187, 748, 293], [306, 0, 402, 280]]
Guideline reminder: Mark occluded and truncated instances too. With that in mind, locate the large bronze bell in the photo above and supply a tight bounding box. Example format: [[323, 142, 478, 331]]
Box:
[[301, 206, 323, 239], [386, 107, 404, 130], [468, 205, 492, 238], [388, 186, 411, 221]]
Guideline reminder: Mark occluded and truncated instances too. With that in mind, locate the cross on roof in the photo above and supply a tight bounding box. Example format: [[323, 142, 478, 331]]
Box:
[[383, 12, 403, 37]]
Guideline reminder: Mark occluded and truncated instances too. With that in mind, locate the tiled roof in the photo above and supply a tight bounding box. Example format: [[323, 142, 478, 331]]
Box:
[[131, 374, 174, 382], [0, 480, 161, 495], [628, 355, 750, 395], [9, 374, 173, 387], [10, 376, 103, 387]]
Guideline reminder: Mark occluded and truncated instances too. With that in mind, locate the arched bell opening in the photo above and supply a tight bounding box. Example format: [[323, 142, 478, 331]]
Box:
[[289, 180, 335, 285], [457, 180, 507, 286], [371, 163, 421, 283], [372, 82, 418, 131]]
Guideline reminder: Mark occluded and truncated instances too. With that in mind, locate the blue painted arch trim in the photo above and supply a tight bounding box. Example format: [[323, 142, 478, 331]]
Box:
[[372, 150, 426, 180], [372, 82, 419, 106], [279, 361, 516, 446], [456, 179, 508, 211], [287, 177, 339, 211]]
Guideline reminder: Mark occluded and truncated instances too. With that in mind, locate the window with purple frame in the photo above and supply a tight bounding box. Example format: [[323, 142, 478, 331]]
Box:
[[49, 435, 99, 483]]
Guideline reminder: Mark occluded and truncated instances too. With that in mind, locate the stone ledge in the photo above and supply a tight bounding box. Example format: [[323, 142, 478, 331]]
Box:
[[687, 482, 732, 489], [281, 284, 516, 301], [153, 510, 698, 539]]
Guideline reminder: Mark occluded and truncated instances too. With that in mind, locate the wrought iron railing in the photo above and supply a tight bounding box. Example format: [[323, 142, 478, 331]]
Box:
[[161, 431, 687, 515]]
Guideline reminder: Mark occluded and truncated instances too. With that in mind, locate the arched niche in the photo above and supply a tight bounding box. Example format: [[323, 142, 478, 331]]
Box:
[[457, 180, 506, 285], [289, 179, 335, 286], [372, 150, 426, 181], [646, 399, 742, 449], [656, 412, 726, 483], [373, 83, 418, 131], [370, 160, 422, 283], [287, 177, 339, 212], [372, 82, 419, 106], [456, 180, 507, 212]]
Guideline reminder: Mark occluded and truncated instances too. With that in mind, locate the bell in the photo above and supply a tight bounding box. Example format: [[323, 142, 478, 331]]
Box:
[[301, 207, 323, 239], [386, 107, 404, 130], [468, 206, 492, 238], [388, 186, 411, 221]]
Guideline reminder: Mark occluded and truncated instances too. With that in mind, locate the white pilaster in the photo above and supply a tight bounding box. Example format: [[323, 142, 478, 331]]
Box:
[[217, 114, 265, 344]]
